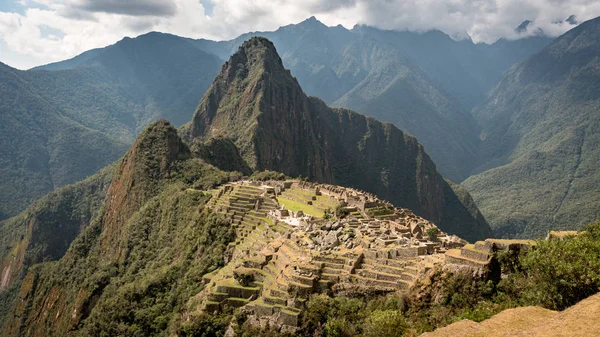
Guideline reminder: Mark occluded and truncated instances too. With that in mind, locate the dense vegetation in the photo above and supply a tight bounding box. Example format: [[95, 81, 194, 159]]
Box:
[[0, 121, 236, 336], [0, 165, 114, 295], [178, 223, 600, 337], [0, 62, 128, 220], [463, 16, 600, 238]]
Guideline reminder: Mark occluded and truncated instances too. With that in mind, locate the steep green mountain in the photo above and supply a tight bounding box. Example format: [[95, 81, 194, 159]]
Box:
[[184, 37, 491, 242], [463, 16, 600, 238], [1, 120, 236, 336], [194, 17, 550, 181], [0, 33, 222, 219]]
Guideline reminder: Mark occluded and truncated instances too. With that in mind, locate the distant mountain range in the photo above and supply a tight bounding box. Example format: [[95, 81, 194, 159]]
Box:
[[3, 15, 599, 240], [0, 34, 221, 219], [0, 17, 552, 220]]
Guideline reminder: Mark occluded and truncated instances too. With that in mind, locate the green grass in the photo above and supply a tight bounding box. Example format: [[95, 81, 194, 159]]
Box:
[[276, 196, 324, 218]]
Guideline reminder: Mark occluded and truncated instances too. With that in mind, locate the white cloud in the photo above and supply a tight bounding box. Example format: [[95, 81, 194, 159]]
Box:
[[1, 0, 600, 69]]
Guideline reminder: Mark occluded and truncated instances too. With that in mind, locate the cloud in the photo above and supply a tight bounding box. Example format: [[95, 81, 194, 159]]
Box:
[[68, 0, 177, 17], [1, 0, 600, 69]]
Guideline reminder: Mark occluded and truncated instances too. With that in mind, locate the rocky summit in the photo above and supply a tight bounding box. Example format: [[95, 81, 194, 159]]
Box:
[[184, 37, 491, 242]]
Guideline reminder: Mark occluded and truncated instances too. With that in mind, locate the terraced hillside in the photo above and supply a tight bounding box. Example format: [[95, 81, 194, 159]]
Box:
[[189, 180, 464, 330]]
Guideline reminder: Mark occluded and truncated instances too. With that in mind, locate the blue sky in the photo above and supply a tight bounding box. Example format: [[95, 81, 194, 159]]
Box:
[[1, 0, 599, 70]]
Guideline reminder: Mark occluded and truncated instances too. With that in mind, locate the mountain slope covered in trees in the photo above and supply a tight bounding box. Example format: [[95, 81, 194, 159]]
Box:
[[0, 62, 128, 221], [1, 120, 236, 336], [463, 16, 600, 238]]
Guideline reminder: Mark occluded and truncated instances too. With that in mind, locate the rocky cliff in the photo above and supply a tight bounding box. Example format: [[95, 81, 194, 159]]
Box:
[[184, 37, 491, 242]]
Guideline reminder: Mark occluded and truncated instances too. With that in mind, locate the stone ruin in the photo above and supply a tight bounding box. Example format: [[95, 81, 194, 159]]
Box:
[[197, 180, 468, 331]]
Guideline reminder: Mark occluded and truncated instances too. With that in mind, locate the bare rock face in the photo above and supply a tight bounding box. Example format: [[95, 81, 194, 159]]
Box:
[[185, 37, 491, 242]]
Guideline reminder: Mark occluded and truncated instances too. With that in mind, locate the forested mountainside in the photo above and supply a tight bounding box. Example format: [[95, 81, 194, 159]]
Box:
[[0, 33, 221, 219], [463, 16, 600, 238], [0, 62, 128, 221], [0, 166, 114, 295], [184, 37, 491, 242]]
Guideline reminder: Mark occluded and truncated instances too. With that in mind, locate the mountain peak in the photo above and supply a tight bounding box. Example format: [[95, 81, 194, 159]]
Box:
[[298, 15, 327, 29], [187, 37, 299, 140], [515, 20, 533, 33], [239, 36, 278, 57], [225, 36, 286, 77]]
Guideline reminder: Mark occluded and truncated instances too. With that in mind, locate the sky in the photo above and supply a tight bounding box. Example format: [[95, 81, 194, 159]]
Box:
[[1, 0, 600, 70]]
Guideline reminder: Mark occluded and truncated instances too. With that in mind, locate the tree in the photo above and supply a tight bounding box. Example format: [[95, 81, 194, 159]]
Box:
[[323, 208, 333, 220], [363, 310, 408, 337], [426, 227, 440, 241], [520, 222, 600, 310], [334, 203, 349, 219]]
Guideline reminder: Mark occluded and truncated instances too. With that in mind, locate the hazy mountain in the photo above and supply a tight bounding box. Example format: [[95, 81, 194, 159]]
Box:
[[0, 62, 128, 221], [463, 16, 600, 238], [184, 37, 491, 241], [0, 33, 222, 219], [34, 32, 222, 133]]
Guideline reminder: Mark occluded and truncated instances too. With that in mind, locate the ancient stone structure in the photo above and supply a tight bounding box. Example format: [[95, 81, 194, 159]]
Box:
[[200, 180, 465, 330]]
